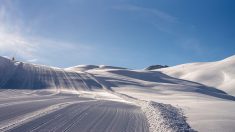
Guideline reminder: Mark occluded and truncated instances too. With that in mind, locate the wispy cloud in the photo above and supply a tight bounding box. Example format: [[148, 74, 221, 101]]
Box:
[[114, 4, 206, 55], [114, 5, 177, 23], [113, 4, 178, 33], [0, 0, 93, 65], [0, 1, 35, 60]]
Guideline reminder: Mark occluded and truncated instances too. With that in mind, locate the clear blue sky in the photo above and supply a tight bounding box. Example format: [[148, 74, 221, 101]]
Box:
[[0, 0, 235, 69]]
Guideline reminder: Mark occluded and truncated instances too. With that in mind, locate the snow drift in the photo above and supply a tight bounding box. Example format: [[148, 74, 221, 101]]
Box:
[[159, 55, 235, 96], [85, 67, 235, 101]]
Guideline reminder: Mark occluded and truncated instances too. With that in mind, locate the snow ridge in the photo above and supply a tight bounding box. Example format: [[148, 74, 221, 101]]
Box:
[[108, 91, 194, 132], [141, 101, 194, 132]]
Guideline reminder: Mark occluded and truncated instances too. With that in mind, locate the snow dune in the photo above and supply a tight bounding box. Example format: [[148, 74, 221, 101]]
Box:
[[158, 55, 235, 96]]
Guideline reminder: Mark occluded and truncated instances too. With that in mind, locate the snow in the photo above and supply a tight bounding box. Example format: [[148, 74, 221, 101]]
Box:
[[0, 57, 149, 131], [66, 65, 100, 71], [66, 65, 126, 72], [0, 89, 149, 131], [141, 101, 194, 132], [0, 58, 102, 90], [0, 55, 235, 132], [86, 58, 235, 132], [0, 101, 75, 131], [109, 91, 194, 132], [158, 55, 235, 96], [78, 90, 132, 103]]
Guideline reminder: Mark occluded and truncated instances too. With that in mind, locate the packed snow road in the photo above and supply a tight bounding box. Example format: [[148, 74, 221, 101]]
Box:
[[0, 90, 149, 132]]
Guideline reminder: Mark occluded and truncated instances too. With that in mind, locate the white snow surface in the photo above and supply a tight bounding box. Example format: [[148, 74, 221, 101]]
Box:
[[86, 57, 235, 132], [66, 65, 126, 72], [0, 56, 103, 90], [108, 91, 194, 132], [158, 55, 235, 96], [0, 89, 149, 132], [1, 55, 235, 132]]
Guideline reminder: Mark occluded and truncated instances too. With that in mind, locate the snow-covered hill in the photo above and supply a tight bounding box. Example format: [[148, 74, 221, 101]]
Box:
[[0, 56, 102, 90], [158, 55, 235, 96], [81, 55, 235, 132], [145, 65, 169, 70], [1, 55, 235, 132], [66, 65, 126, 71]]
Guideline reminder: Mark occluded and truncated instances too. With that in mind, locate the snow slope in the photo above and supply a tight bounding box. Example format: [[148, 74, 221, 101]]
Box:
[[87, 68, 235, 100], [0, 90, 149, 132], [0, 57, 190, 132], [158, 55, 235, 96], [85, 62, 235, 132], [0, 57, 102, 90], [1, 55, 235, 132], [66, 65, 126, 71], [0, 57, 150, 131], [0, 57, 196, 131]]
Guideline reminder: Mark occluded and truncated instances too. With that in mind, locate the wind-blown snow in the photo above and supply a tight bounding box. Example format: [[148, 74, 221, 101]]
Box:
[[0, 56, 102, 90]]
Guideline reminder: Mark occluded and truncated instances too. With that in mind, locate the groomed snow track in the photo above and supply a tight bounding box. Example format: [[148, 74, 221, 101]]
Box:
[[0, 56, 196, 132], [0, 90, 149, 132], [0, 57, 150, 132]]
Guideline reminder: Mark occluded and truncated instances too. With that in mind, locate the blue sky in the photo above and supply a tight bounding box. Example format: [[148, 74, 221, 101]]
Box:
[[0, 0, 234, 69]]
